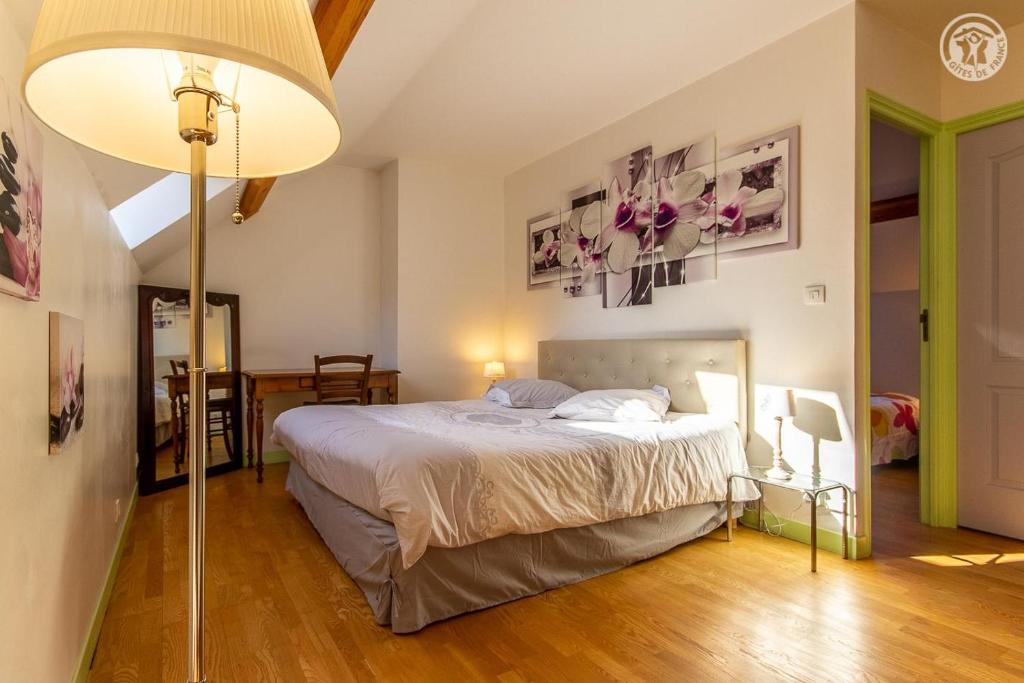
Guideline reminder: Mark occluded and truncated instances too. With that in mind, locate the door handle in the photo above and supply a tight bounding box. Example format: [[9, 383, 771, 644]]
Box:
[[920, 308, 929, 342]]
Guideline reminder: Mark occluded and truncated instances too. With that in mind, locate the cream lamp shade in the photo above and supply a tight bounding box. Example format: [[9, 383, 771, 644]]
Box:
[[21, 0, 341, 177], [763, 388, 794, 419], [483, 361, 506, 380]]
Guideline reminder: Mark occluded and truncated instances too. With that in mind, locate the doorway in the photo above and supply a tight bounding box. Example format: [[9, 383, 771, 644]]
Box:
[[868, 119, 924, 545]]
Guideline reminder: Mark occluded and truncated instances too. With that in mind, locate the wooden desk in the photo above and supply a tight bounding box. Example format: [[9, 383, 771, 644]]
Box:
[[242, 368, 400, 482], [164, 371, 238, 473]]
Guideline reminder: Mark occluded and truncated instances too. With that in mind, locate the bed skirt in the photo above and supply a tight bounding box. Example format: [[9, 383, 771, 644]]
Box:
[[286, 461, 734, 633]]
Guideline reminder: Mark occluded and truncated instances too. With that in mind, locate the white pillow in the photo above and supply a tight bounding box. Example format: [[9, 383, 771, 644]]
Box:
[[483, 378, 579, 409], [549, 386, 671, 422]]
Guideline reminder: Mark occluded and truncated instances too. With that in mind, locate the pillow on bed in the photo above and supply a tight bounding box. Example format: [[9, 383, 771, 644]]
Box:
[[549, 386, 670, 422], [482, 378, 579, 409]]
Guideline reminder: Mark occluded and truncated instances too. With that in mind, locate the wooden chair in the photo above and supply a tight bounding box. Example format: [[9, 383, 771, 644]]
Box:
[[310, 354, 374, 406], [169, 359, 233, 472]]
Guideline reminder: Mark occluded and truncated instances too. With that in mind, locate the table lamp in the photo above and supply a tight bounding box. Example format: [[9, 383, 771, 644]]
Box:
[[483, 360, 506, 385], [22, 3, 341, 681], [764, 389, 794, 480]]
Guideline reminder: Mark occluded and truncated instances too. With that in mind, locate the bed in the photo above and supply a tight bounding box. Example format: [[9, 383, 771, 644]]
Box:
[[870, 392, 919, 465], [154, 380, 173, 447], [274, 339, 757, 632]]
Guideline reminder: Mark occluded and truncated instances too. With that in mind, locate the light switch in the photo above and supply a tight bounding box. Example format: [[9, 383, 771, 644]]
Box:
[[804, 284, 826, 305]]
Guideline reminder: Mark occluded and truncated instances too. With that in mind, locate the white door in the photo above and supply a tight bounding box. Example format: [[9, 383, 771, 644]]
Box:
[[958, 117, 1024, 539]]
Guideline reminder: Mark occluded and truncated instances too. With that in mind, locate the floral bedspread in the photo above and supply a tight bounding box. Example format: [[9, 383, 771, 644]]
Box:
[[870, 393, 919, 465]]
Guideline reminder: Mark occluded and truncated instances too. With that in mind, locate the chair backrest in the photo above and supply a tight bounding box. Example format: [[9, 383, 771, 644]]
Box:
[[169, 359, 189, 375], [314, 354, 373, 405]]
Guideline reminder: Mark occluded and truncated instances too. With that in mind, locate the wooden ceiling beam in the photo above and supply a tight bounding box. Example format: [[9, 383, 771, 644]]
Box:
[[870, 193, 918, 224], [238, 0, 374, 220]]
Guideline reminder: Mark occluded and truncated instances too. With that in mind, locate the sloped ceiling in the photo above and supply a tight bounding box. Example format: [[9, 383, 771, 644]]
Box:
[[12, 0, 857, 269]]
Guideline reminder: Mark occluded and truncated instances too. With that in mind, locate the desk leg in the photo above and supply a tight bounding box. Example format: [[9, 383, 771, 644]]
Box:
[[842, 487, 849, 560], [246, 388, 254, 469], [811, 492, 818, 573], [387, 374, 399, 404], [255, 398, 265, 484], [726, 477, 733, 541]]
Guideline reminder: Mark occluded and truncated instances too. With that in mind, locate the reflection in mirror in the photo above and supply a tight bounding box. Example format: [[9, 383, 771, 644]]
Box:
[[148, 294, 238, 484]]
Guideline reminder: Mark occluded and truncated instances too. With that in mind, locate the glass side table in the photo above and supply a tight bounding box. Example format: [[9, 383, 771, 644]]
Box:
[[726, 466, 851, 572]]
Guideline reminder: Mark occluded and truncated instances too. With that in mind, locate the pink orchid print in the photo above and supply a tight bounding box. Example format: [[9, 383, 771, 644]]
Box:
[[643, 170, 711, 261], [711, 168, 785, 241], [559, 201, 603, 283], [532, 228, 561, 268], [599, 175, 655, 274], [62, 345, 79, 412]]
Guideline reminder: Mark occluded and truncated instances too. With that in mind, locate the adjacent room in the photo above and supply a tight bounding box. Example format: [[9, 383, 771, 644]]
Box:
[[869, 118, 923, 542], [2, 1, 1023, 681]]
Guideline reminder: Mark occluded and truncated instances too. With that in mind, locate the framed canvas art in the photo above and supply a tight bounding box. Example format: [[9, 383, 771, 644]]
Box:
[[714, 126, 799, 257], [602, 145, 654, 308], [527, 211, 561, 289], [49, 313, 84, 454], [651, 135, 717, 286], [560, 182, 604, 298], [0, 76, 43, 301]]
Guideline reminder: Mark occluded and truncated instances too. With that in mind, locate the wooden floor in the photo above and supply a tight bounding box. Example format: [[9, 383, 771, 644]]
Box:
[[88, 462, 1024, 682], [154, 439, 232, 482]]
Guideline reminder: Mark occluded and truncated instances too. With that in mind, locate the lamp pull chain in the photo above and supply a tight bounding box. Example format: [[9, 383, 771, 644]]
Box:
[[231, 103, 244, 224]]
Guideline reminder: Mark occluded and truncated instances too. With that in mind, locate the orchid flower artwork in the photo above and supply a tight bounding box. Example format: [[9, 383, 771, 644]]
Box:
[[559, 201, 603, 295], [527, 212, 563, 288], [713, 167, 785, 240], [49, 313, 85, 454], [0, 87, 44, 302], [601, 145, 655, 308], [650, 137, 718, 286]]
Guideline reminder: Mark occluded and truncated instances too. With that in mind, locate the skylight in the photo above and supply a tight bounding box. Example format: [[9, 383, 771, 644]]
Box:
[[111, 173, 233, 249]]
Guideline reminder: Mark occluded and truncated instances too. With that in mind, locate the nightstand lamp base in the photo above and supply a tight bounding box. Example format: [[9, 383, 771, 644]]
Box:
[[765, 464, 792, 480]]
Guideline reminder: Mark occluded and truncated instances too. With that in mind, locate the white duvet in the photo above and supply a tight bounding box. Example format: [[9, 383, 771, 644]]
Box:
[[273, 399, 758, 567]]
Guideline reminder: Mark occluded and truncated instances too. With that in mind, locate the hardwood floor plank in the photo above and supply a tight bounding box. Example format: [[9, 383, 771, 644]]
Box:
[[86, 463, 1024, 682]]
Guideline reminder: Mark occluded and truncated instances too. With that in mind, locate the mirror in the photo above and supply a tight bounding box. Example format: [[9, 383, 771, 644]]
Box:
[[138, 285, 242, 495]]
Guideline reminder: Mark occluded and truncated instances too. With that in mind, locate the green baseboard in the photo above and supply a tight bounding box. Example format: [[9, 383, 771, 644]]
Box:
[[261, 450, 290, 465], [739, 509, 870, 560], [73, 485, 138, 683]]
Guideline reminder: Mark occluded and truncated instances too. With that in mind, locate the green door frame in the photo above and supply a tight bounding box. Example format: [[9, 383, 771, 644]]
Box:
[[863, 91, 1024, 538]]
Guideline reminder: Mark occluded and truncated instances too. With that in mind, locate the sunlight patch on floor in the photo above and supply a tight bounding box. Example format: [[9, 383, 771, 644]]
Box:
[[911, 553, 1024, 567]]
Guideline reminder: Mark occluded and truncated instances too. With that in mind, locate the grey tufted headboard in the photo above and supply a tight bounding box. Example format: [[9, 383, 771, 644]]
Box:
[[538, 339, 748, 440]]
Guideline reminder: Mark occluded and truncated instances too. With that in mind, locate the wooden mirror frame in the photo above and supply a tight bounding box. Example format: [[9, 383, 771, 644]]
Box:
[[137, 284, 243, 495]]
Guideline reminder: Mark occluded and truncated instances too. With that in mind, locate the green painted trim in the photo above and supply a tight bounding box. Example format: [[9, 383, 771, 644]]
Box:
[[930, 128, 958, 527], [865, 91, 955, 529], [73, 486, 138, 683], [261, 450, 290, 465], [739, 510, 869, 560], [946, 99, 1024, 133], [862, 94, 1024, 531]]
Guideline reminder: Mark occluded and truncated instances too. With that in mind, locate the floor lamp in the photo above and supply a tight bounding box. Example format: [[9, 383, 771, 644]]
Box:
[[22, 2, 340, 681]]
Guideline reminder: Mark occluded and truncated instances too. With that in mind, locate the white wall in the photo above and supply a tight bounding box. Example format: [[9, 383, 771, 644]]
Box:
[[0, 3, 140, 679], [391, 158, 505, 403], [143, 165, 382, 450], [379, 161, 399, 369], [503, 6, 858, 531]]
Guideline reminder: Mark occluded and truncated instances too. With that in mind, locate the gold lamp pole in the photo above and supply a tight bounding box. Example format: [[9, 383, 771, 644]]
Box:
[[23, 3, 341, 680]]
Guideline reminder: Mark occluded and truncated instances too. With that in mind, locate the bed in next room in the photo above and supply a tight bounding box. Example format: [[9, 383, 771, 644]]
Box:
[[870, 392, 919, 466], [272, 339, 758, 633]]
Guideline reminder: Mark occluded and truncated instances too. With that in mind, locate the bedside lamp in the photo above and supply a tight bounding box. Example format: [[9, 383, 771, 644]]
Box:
[[23, 3, 341, 681], [764, 389, 794, 480], [484, 361, 506, 385]]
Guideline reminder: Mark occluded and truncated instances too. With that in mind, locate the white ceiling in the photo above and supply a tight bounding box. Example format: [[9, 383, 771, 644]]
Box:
[[346, 0, 853, 174], [12, 0, 854, 267]]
